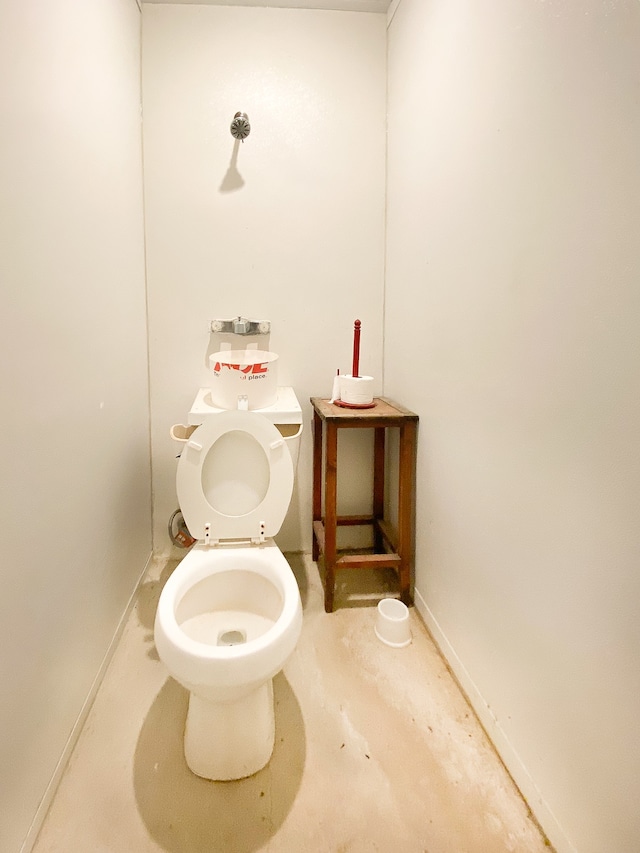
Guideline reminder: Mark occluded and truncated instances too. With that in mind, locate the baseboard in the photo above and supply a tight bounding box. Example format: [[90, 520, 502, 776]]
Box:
[[20, 551, 154, 853], [413, 586, 575, 853]]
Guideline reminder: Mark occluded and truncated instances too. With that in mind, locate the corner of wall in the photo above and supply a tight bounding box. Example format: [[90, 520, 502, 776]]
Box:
[[387, 0, 402, 27]]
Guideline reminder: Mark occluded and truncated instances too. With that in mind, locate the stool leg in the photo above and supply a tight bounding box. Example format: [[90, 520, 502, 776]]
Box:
[[373, 427, 385, 552], [397, 421, 416, 605], [312, 410, 322, 562], [324, 423, 338, 612]]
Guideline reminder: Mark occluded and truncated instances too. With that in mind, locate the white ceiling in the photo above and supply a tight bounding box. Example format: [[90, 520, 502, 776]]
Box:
[[142, 0, 392, 12]]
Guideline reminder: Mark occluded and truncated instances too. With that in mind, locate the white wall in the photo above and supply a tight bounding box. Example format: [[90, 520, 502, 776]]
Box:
[[385, 1, 640, 851], [141, 4, 386, 554], [0, 1, 151, 850]]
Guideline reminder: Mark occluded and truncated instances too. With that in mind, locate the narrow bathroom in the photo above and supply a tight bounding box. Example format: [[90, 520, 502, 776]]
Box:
[[2, 1, 640, 853]]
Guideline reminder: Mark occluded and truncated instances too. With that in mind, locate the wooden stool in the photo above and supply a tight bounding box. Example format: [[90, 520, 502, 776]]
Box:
[[311, 397, 418, 613]]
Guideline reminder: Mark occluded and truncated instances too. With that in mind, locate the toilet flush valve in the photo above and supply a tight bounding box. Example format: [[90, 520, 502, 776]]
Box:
[[168, 509, 196, 549], [210, 317, 271, 336]]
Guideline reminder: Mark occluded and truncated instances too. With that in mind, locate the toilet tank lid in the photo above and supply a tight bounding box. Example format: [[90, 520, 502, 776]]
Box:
[[188, 386, 302, 426]]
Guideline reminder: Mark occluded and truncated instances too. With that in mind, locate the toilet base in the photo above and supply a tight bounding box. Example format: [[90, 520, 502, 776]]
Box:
[[184, 680, 275, 781]]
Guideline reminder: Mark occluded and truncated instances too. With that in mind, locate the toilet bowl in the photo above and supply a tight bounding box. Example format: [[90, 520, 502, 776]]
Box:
[[154, 408, 303, 781]]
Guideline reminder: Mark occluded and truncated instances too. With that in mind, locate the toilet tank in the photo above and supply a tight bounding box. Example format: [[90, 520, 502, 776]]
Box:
[[186, 386, 303, 468]]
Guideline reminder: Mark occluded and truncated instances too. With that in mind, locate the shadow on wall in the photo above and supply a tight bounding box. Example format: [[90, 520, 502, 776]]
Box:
[[219, 139, 245, 193], [133, 672, 305, 852]]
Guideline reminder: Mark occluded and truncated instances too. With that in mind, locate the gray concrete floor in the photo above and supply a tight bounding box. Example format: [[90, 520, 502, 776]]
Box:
[[33, 554, 552, 853]]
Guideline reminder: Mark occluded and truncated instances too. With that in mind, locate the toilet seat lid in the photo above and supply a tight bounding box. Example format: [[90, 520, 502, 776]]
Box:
[[176, 410, 294, 542]]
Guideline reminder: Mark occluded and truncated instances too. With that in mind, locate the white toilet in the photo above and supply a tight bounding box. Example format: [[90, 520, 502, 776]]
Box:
[[154, 406, 303, 781]]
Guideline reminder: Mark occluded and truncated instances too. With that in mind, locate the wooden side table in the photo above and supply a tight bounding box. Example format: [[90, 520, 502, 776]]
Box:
[[311, 397, 418, 613]]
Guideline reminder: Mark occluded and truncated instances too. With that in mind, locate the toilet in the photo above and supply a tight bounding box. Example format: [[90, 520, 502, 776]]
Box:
[[154, 405, 303, 781]]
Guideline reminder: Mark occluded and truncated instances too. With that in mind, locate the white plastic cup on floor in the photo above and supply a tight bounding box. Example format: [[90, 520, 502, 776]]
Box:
[[374, 598, 411, 648]]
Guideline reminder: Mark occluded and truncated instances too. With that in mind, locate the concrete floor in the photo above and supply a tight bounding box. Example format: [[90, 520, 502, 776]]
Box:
[[33, 554, 552, 853]]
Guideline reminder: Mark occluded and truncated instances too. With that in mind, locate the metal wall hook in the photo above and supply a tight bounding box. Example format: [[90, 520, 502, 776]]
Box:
[[230, 112, 251, 142]]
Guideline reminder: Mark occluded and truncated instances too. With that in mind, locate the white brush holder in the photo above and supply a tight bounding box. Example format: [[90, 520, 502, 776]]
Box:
[[374, 598, 412, 648]]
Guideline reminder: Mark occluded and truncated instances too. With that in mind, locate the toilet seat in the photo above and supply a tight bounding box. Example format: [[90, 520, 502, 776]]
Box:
[[177, 410, 294, 543]]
